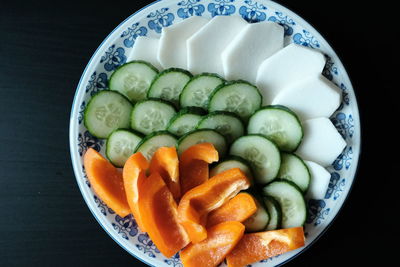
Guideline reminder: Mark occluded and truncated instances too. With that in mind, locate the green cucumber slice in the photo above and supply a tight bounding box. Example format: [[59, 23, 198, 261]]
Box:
[[247, 105, 303, 152], [208, 80, 262, 121], [130, 99, 176, 135], [84, 90, 133, 139], [263, 179, 306, 228], [106, 129, 143, 167], [109, 60, 158, 102], [196, 111, 244, 144]]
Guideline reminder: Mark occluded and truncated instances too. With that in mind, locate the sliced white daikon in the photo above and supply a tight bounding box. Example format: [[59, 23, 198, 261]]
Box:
[[296, 117, 346, 167], [256, 43, 326, 104], [187, 16, 248, 76], [158, 16, 209, 69], [272, 74, 342, 120], [127, 36, 162, 70], [221, 22, 284, 83], [305, 160, 331, 200]]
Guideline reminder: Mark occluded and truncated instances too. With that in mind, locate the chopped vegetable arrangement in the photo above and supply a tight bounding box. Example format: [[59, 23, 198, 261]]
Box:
[[81, 14, 347, 266]]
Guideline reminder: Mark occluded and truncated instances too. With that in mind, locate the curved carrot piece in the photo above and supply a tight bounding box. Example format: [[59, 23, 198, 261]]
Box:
[[180, 143, 219, 165], [178, 168, 250, 243], [149, 147, 180, 200], [180, 221, 245, 267], [180, 143, 219, 195], [122, 152, 149, 232], [207, 192, 257, 228], [226, 227, 305, 267], [83, 148, 130, 217], [139, 172, 190, 258]]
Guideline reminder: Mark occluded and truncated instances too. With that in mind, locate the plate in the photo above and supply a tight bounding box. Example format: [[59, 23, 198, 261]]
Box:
[[69, 0, 361, 266]]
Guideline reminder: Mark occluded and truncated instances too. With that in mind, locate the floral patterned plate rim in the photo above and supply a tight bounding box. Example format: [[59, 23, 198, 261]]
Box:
[[69, 0, 361, 266]]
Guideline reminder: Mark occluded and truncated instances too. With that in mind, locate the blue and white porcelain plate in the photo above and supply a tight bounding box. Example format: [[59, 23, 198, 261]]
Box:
[[69, 0, 361, 266]]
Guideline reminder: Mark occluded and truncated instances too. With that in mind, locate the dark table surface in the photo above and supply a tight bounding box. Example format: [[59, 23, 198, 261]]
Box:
[[1, 0, 397, 266]]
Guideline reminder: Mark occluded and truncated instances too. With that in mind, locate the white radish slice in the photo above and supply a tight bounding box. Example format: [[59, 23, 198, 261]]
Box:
[[305, 160, 331, 200], [127, 36, 162, 70], [158, 16, 209, 69], [221, 22, 284, 83], [256, 43, 326, 104], [272, 74, 342, 120], [187, 16, 248, 76], [296, 117, 346, 167]]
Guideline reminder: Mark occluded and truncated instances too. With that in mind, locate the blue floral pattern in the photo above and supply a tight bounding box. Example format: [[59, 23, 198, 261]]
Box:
[[136, 233, 160, 258], [268, 11, 295, 36], [77, 130, 104, 156], [164, 253, 183, 267], [340, 83, 350, 106], [333, 146, 353, 171], [208, 0, 236, 17], [177, 0, 205, 18], [100, 45, 127, 71], [94, 195, 115, 216], [85, 71, 108, 97], [323, 56, 339, 81], [325, 172, 346, 200], [147, 8, 175, 33], [239, 0, 267, 22], [307, 199, 330, 226], [293, 29, 320, 48], [332, 112, 354, 139], [78, 101, 85, 124], [120, 22, 148, 48], [112, 214, 138, 240]]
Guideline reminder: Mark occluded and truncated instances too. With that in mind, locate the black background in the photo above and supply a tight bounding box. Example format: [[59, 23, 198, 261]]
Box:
[[0, 0, 397, 266]]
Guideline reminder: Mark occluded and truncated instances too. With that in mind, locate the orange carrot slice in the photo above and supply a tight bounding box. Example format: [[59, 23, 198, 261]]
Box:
[[149, 146, 180, 200], [207, 192, 257, 227], [180, 221, 245, 267], [179, 143, 219, 195], [139, 172, 190, 258], [178, 168, 250, 243], [122, 152, 149, 232], [83, 148, 130, 217], [226, 227, 305, 267]]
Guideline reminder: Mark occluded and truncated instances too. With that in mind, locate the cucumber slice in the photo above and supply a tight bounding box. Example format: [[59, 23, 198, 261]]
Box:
[[263, 196, 282, 230], [177, 129, 227, 157], [84, 90, 133, 139], [130, 99, 176, 135], [147, 68, 192, 106], [134, 131, 178, 160], [243, 193, 270, 232], [109, 60, 158, 102], [263, 179, 306, 228], [106, 129, 143, 167], [196, 111, 244, 144], [167, 107, 205, 137], [278, 153, 311, 193], [230, 135, 281, 184], [210, 156, 253, 182], [247, 105, 303, 152], [179, 73, 225, 109], [208, 81, 262, 121]]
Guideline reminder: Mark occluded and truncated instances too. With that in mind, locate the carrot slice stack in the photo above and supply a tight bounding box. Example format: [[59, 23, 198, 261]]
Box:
[[179, 143, 219, 195], [122, 152, 149, 232], [139, 172, 190, 258], [178, 168, 250, 243], [226, 227, 305, 267], [180, 221, 245, 267], [83, 148, 130, 217], [207, 192, 257, 227], [149, 146, 181, 200]]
